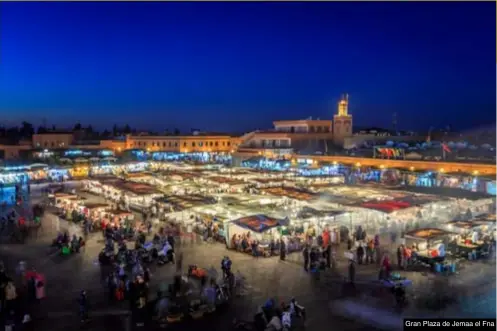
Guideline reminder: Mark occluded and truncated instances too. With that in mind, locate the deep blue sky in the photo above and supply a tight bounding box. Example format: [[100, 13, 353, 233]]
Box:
[[0, 2, 495, 133]]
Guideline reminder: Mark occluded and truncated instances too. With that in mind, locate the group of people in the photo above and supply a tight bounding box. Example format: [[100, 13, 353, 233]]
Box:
[[247, 298, 305, 331], [0, 261, 44, 331], [52, 231, 85, 255]]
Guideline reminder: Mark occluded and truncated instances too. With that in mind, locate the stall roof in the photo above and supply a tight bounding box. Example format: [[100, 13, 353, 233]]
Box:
[[446, 220, 481, 230], [156, 194, 217, 211], [232, 214, 282, 233], [252, 178, 288, 184], [473, 213, 496, 224], [359, 200, 413, 213], [83, 202, 109, 210], [197, 213, 227, 222], [389, 186, 493, 200], [207, 176, 247, 186], [404, 228, 454, 240], [159, 170, 197, 180], [108, 180, 161, 195], [126, 172, 153, 178], [262, 187, 316, 201], [297, 206, 346, 219]]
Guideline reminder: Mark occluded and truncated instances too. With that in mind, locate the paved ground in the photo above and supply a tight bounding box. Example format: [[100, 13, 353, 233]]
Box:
[[0, 186, 494, 330]]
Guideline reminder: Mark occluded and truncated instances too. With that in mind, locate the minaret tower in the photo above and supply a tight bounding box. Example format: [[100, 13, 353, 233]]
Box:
[[333, 94, 353, 146]]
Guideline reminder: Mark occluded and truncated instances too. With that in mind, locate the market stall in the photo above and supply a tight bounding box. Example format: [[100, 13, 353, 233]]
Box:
[[63, 202, 110, 223], [69, 165, 89, 179], [192, 213, 229, 243], [52, 193, 84, 207], [158, 170, 197, 182], [292, 207, 347, 237], [445, 221, 488, 259], [156, 194, 217, 212], [227, 214, 285, 257], [404, 228, 453, 270], [110, 181, 163, 209], [251, 178, 289, 188], [261, 186, 316, 201], [472, 213, 497, 243], [200, 176, 250, 193], [89, 164, 116, 177], [84, 179, 162, 209]]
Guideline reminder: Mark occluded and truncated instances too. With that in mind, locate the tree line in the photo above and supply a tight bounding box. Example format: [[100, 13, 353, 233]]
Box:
[[0, 122, 182, 142]]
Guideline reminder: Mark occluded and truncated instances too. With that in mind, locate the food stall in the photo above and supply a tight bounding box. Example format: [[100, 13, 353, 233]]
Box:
[[156, 194, 217, 212], [404, 228, 454, 271], [201, 176, 250, 193], [192, 213, 229, 244], [52, 193, 83, 207], [251, 178, 290, 188], [69, 165, 89, 179], [158, 170, 197, 182], [261, 186, 316, 202], [89, 164, 116, 177], [227, 214, 284, 257], [445, 221, 488, 259]]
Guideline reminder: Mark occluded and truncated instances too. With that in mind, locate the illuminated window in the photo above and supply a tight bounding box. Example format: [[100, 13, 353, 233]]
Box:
[[210, 142, 213, 147], [222, 141, 225, 146], [175, 142, 178, 147], [163, 142, 166, 147], [192, 142, 196, 147], [199, 142, 203, 147], [183, 142, 187, 147], [227, 142, 231, 146], [168, 142, 172, 147], [215, 142, 218, 147]]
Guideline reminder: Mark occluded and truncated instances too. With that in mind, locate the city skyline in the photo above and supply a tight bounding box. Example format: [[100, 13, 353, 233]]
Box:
[[0, 2, 495, 132]]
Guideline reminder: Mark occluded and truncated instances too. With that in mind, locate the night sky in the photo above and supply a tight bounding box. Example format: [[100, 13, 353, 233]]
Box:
[[0, 2, 495, 133]]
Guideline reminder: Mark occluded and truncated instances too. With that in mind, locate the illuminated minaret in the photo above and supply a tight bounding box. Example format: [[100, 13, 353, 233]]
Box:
[[333, 94, 353, 146]]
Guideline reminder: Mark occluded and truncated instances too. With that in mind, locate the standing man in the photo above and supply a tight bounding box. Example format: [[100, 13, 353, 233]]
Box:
[[302, 245, 309, 272], [326, 244, 332, 269], [280, 239, 286, 261]]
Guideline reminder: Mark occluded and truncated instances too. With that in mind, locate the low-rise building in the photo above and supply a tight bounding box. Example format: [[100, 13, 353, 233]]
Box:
[[126, 133, 241, 153], [32, 132, 74, 149]]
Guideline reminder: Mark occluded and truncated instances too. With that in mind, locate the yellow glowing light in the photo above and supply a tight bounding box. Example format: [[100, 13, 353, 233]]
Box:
[[356, 162, 361, 167], [473, 170, 479, 175], [184, 149, 188, 153], [379, 165, 385, 169], [439, 168, 445, 173], [146, 148, 150, 152], [409, 166, 415, 171], [258, 151, 262, 155], [332, 161, 338, 165], [230, 150, 234, 153], [117, 147, 121, 152]]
